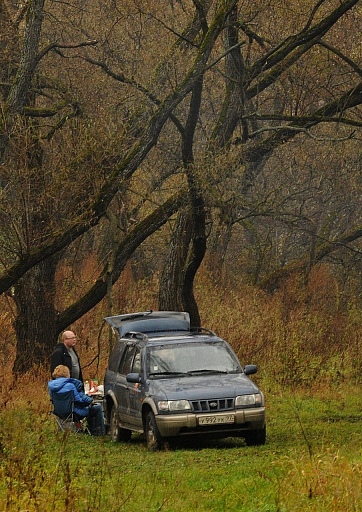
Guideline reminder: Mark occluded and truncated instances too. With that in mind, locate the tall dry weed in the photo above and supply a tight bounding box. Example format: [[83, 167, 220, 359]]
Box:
[[194, 267, 362, 389], [2, 260, 362, 410]]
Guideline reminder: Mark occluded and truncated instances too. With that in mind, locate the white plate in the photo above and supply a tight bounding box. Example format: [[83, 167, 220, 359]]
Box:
[[198, 414, 234, 425]]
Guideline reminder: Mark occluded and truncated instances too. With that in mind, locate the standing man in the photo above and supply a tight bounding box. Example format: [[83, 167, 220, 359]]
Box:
[[50, 330, 84, 384]]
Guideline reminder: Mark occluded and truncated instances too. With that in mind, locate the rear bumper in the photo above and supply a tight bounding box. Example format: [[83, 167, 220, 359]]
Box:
[[156, 407, 265, 437]]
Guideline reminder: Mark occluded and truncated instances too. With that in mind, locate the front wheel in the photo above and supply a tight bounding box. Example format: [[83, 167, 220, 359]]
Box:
[[244, 425, 266, 446], [145, 411, 164, 451], [110, 406, 132, 442]]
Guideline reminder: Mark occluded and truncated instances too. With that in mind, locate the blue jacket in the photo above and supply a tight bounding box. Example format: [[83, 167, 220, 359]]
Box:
[[48, 377, 92, 418]]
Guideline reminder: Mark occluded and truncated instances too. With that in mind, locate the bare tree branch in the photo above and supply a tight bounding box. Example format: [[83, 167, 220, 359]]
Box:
[[36, 39, 98, 64]]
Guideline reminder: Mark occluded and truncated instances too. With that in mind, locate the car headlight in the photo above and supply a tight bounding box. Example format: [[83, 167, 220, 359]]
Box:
[[158, 400, 191, 412], [235, 393, 262, 407]]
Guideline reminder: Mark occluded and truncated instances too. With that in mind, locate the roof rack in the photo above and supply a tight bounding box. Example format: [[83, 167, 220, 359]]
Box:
[[123, 327, 217, 343], [190, 327, 217, 336], [124, 331, 148, 341]]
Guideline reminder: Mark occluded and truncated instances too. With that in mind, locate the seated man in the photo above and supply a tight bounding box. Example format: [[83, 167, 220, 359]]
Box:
[[49, 365, 105, 436]]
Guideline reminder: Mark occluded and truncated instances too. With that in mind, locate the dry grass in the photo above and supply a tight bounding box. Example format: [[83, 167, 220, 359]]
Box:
[[1, 384, 361, 512], [1, 267, 362, 512]]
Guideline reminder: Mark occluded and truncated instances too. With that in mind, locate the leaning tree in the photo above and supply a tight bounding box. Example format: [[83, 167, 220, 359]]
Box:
[[0, 0, 361, 372]]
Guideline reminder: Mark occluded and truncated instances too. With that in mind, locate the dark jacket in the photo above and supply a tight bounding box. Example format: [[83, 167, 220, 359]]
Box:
[[48, 377, 92, 417], [50, 343, 84, 383]]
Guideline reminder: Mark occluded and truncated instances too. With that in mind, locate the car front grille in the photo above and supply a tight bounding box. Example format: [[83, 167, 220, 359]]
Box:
[[191, 398, 234, 412]]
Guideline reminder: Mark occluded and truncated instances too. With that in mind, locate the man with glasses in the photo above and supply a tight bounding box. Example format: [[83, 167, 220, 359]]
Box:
[[50, 330, 84, 384]]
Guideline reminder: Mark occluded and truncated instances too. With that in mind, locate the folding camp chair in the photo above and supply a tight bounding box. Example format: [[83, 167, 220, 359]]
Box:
[[51, 389, 90, 434]]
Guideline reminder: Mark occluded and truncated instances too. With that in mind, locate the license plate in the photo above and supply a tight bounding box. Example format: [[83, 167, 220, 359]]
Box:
[[198, 414, 234, 425]]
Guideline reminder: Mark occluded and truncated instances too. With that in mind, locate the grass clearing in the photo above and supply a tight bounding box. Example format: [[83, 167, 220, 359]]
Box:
[[1, 384, 361, 511]]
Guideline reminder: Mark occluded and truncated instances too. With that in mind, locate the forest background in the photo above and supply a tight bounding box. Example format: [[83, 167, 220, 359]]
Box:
[[1, 0, 362, 389], [1, 3, 362, 510]]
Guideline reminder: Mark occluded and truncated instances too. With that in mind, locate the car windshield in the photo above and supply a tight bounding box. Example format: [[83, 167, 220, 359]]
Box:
[[147, 341, 241, 377]]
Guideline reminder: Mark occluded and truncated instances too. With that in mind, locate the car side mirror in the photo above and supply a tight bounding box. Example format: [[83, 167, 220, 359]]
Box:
[[243, 364, 258, 376], [126, 372, 141, 383]]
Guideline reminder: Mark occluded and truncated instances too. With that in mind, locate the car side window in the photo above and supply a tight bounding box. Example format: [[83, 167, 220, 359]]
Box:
[[118, 345, 136, 375], [108, 341, 126, 372], [132, 349, 141, 373]]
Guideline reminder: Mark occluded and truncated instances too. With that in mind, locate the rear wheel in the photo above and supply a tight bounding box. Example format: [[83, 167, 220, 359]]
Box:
[[110, 406, 132, 442], [145, 411, 164, 450], [244, 425, 266, 446]]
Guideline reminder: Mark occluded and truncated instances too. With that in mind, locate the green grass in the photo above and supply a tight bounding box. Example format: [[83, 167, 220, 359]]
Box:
[[1, 385, 362, 512]]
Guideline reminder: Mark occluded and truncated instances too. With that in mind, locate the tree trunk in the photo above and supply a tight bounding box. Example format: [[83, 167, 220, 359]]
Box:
[[13, 256, 59, 373], [180, 206, 206, 328], [159, 208, 192, 311]]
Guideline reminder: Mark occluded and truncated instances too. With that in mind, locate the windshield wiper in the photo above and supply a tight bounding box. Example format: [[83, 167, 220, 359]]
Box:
[[149, 371, 186, 377], [186, 369, 229, 375]]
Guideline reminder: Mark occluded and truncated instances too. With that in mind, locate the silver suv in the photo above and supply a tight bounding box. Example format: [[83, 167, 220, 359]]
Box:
[[103, 311, 266, 449]]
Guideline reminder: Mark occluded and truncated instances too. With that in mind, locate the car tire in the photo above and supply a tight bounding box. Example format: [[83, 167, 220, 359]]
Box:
[[244, 425, 266, 446], [110, 406, 132, 442], [145, 411, 164, 451]]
